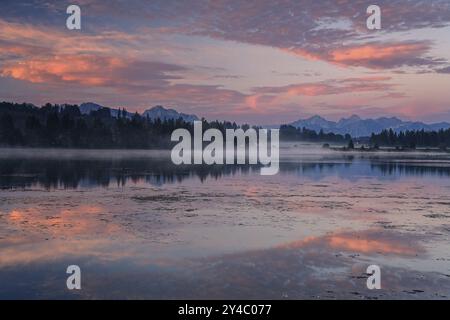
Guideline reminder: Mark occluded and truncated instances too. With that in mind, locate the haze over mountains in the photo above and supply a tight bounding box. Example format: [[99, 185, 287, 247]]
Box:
[[79, 103, 199, 122], [142, 106, 198, 122], [289, 115, 450, 137], [79, 103, 450, 137]]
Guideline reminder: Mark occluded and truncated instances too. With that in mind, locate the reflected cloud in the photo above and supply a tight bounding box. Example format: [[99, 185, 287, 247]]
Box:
[[2, 150, 450, 189], [278, 230, 422, 256], [2, 204, 120, 239]]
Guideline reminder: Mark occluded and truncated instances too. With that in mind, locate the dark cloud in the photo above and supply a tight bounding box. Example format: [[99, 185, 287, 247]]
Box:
[[45, 0, 449, 69], [2, 1, 449, 70], [1, 1, 449, 122], [435, 66, 450, 74]]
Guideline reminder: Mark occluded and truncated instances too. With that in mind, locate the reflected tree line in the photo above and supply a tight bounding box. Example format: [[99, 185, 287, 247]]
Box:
[[1, 157, 450, 189], [0, 158, 258, 189]]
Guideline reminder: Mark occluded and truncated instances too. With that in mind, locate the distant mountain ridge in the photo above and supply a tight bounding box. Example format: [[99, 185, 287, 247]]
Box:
[[142, 105, 199, 122], [79, 102, 131, 118], [79, 103, 198, 122], [289, 115, 450, 137]]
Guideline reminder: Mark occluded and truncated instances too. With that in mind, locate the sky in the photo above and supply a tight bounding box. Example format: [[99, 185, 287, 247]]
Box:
[[0, 0, 450, 125]]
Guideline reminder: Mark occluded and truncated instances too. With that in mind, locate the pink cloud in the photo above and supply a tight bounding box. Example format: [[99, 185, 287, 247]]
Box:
[[1, 54, 186, 88], [252, 76, 395, 97], [286, 41, 437, 69]]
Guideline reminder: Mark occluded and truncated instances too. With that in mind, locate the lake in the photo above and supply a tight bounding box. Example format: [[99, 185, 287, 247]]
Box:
[[0, 144, 449, 299]]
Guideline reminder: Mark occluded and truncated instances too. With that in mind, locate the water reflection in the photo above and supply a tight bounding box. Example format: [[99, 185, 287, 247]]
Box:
[[1, 148, 450, 299], [2, 155, 450, 189], [0, 228, 447, 299], [279, 230, 422, 256]]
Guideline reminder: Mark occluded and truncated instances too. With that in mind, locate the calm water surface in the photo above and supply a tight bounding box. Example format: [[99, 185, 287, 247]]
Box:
[[0, 145, 450, 299]]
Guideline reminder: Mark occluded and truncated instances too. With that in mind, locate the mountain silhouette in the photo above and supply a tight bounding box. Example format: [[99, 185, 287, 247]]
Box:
[[289, 115, 450, 137], [80, 103, 198, 122]]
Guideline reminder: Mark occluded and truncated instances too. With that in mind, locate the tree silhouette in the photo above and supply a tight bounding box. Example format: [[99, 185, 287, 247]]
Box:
[[370, 128, 450, 148]]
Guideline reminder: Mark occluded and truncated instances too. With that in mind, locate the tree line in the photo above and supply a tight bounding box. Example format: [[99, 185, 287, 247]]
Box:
[[0, 102, 357, 149], [370, 128, 450, 149], [280, 125, 351, 143], [0, 102, 261, 149]]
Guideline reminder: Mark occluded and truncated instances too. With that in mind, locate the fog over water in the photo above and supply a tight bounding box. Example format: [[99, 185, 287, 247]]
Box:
[[1, 143, 450, 299]]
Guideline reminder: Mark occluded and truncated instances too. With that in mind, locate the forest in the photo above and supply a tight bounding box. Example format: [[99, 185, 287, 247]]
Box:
[[4, 102, 450, 150], [0, 102, 262, 149], [0, 102, 339, 149], [279, 125, 350, 143], [369, 128, 450, 149]]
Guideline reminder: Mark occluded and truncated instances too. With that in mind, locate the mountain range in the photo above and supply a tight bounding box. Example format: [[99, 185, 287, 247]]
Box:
[[79, 103, 450, 137], [79, 103, 199, 122], [289, 115, 450, 137]]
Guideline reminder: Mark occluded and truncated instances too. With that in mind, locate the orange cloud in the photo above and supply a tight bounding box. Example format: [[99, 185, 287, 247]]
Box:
[[330, 43, 430, 68], [0, 41, 47, 56], [2, 55, 123, 85], [286, 42, 434, 69], [0, 53, 190, 92], [245, 95, 259, 110], [286, 84, 332, 96], [252, 76, 394, 97]]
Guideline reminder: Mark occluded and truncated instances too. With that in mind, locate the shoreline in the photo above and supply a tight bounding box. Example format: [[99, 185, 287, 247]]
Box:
[[329, 146, 450, 153]]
